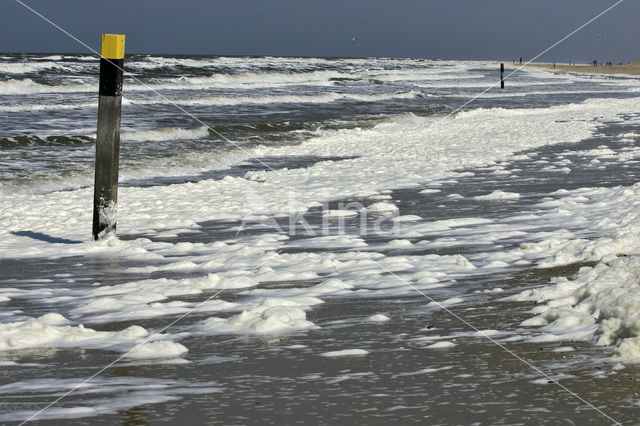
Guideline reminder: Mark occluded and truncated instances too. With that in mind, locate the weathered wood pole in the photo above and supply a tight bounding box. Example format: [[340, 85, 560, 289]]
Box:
[[500, 63, 504, 89], [93, 34, 125, 240]]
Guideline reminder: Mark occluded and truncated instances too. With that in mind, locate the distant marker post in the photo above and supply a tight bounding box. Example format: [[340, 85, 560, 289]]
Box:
[[93, 34, 125, 240], [500, 63, 505, 89]]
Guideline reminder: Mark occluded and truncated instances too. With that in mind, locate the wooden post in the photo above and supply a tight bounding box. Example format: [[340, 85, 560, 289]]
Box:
[[500, 63, 504, 89], [93, 34, 125, 240]]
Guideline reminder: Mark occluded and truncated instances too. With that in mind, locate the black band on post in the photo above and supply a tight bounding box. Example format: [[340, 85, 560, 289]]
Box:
[[99, 58, 124, 97]]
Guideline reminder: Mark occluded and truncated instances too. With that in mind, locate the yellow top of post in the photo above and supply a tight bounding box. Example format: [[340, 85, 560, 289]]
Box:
[[101, 34, 125, 59]]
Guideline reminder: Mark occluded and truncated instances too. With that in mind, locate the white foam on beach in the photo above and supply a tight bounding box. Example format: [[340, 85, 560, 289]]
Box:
[[513, 254, 640, 358], [320, 348, 369, 357], [0, 313, 186, 359], [323, 209, 360, 218], [392, 366, 453, 377], [426, 341, 457, 349], [126, 340, 189, 360], [199, 297, 317, 335], [478, 181, 640, 358], [366, 202, 400, 214], [368, 314, 391, 322], [0, 377, 221, 422], [474, 190, 521, 201], [392, 215, 422, 222]]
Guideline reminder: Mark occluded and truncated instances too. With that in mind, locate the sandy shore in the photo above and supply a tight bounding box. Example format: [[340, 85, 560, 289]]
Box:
[[524, 60, 640, 76]]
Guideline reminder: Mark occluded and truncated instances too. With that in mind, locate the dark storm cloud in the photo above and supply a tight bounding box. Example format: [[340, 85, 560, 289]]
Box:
[[1, 0, 638, 62]]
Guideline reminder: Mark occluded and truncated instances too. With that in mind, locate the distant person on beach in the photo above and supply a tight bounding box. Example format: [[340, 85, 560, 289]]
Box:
[[519, 57, 522, 64]]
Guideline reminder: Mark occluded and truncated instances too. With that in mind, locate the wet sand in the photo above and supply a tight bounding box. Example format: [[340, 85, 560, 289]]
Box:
[[525, 60, 640, 76]]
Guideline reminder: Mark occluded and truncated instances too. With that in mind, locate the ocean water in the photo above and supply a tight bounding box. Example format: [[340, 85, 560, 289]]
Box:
[[2, 54, 640, 423]]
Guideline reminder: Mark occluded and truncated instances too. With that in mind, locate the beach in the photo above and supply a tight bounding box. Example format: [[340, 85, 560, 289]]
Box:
[[2, 54, 640, 423], [526, 59, 640, 76]]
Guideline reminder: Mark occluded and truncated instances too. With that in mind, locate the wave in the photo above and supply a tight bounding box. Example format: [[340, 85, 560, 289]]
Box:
[[124, 90, 423, 108], [0, 144, 258, 196], [125, 56, 479, 76], [167, 66, 482, 89], [171, 69, 349, 89], [0, 61, 75, 74], [0, 60, 486, 97], [366, 68, 478, 83], [121, 126, 210, 142], [0, 134, 94, 148], [32, 55, 95, 62], [127, 56, 230, 70], [443, 89, 632, 99], [412, 79, 569, 89], [127, 55, 368, 72], [0, 90, 421, 113], [33, 55, 64, 61], [0, 101, 96, 112], [0, 69, 348, 96], [0, 78, 94, 95], [0, 125, 212, 148]]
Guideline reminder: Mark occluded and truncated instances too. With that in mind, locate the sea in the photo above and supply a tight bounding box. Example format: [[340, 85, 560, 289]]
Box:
[[1, 54, 640, 424]]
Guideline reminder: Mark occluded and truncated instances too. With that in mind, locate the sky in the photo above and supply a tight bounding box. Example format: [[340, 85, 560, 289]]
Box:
[[1, 0, 639, 62]]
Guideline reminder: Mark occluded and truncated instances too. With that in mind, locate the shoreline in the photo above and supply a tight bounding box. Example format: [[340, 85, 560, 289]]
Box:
[[524, 60, 640, 76]]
